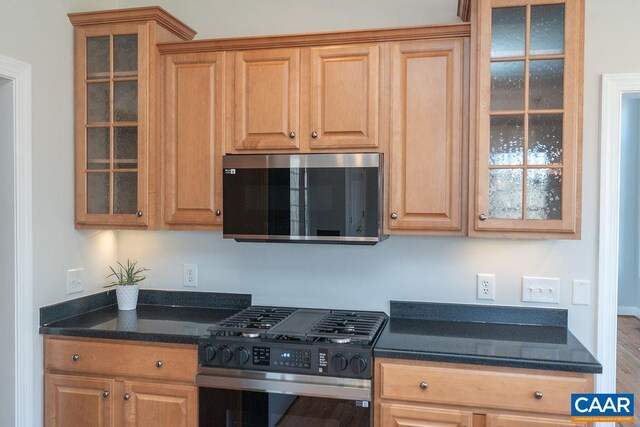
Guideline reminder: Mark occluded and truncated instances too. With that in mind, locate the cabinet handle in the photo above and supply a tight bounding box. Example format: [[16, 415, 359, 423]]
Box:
[[419, 382, 428, 390], [311, 131, 318, 139], [534, 391, 543, 400], [479, 213, 487, 221], [156, 360, 164, 368], [102, 391, 110, 398], [71, 354, 80, 362], [215, 209, 222, 217], [136, 211, 143, 218], [390, 212, 398, 220], [289, 131, 296, 139], [124, 393, 131, 401]]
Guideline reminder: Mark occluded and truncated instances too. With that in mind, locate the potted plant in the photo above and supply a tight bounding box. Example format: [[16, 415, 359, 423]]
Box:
[[105, 259, 148, 311]]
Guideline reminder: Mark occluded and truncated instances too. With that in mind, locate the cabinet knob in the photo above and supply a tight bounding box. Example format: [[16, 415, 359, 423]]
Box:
[[215, 209, 222, 217], [124, 393, 131, 401], [534, 391, 543, 400], [311, 131, 318, 139], [390, 212, 398, 220], [102, 391, 110, 398], [479, 213, 487, 221], [289, 131, 296, 139], [419, 382, 428, 390], [71, 354, 80, 362], [136, 211, 143, 218], [156, 360, 164, 368]]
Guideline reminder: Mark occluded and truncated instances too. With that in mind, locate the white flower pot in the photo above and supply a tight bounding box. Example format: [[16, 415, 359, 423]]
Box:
[[116, 285, 139, 311]]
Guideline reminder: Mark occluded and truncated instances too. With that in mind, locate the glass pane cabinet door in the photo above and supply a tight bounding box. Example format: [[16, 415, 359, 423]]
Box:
[[82, 32, 141, 221], [477, 0, 582, 236]]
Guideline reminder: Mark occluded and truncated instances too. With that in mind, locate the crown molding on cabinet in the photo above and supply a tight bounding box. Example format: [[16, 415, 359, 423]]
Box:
[[157, 23, 471, 54], [68, 6, 197, 40], [457, 0, 472, 22]]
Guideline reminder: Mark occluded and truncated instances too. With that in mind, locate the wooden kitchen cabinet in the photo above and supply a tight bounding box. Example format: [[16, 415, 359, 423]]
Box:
[[162, 52, 225, 229], [45, 374, 115, 427], [374, 358, 593, 427], [44, 336, 198, 427], [231, 48, 301, 151], [470, 0, 584, 238], [380, 402, 474, 427], [227, 44, 383, 153], [387, 39, 466, 235], [69, 8, 195, 229]]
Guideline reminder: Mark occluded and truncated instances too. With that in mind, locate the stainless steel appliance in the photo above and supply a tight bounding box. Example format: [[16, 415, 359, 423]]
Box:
[[197, 306, 388, 426], [222, 153, 386, 244]]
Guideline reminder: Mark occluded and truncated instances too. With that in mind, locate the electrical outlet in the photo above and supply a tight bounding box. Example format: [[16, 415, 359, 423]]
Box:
[[522, 276, 560, 303], [184, 264, 198, 288], [476, 274, 495, 301], [66, 268, 84, 294]]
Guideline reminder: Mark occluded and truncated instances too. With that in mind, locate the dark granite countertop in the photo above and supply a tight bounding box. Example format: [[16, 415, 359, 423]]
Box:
[[373, 301, 602, 374], [39, 290, 251, 345]]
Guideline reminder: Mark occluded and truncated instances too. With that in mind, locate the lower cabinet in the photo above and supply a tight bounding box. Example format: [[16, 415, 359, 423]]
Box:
[[375, 358, 593, 427], [44, 336, 198, 427]]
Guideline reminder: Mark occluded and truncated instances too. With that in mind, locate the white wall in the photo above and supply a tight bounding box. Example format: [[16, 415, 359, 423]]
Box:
[[0, 1, 118, 426], [0, 76, 16, 427], [618, 96, 640, 313]]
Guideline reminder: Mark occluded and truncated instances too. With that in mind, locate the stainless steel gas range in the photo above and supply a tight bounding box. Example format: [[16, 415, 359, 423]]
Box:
[[196, 306, 388, 426]]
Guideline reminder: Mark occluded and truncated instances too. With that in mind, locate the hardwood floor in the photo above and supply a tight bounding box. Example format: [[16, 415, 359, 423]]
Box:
[[617, 315, 640, 426]]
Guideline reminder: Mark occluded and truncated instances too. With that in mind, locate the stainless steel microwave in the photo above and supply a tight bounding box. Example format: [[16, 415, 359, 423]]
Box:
[[222, 153, 387, 245]]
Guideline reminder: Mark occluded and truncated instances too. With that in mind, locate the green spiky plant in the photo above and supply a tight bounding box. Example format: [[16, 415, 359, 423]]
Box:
[[105, 259, 149, 288]]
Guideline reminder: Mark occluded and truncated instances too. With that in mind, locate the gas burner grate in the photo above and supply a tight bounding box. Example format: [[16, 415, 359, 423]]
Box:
[[307, 310, 387, 344], [207, 306, 296, 337]]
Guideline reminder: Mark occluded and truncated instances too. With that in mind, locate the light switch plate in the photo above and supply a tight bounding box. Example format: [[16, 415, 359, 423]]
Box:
[[66, 268, 84, 294], [522, 276, 560, 303], [572, 280, 590, 305]]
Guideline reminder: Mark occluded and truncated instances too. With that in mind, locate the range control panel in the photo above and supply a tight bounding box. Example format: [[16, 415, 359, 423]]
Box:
[[199, 340, 372, 379]]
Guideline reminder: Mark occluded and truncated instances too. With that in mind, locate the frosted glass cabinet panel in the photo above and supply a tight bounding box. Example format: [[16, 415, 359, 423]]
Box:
[[474, 0, 583, 238]]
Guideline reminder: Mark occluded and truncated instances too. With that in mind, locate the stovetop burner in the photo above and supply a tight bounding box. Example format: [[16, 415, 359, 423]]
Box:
[[207, 306, 387, 345]]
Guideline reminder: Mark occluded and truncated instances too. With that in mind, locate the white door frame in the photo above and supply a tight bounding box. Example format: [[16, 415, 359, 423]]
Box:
[[0, 54, 33, 427], [597, 73, 640, 396]]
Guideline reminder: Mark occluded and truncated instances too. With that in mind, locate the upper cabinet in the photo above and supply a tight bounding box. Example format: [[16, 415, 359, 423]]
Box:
[[471, 0, 584, 238], [387, 39, 466, 235], [69, 8, 195, 229], [226, 44, 383, 153]]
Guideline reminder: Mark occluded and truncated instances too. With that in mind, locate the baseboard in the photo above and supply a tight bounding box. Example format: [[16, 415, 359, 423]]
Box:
[[618, 305, 640, 318]]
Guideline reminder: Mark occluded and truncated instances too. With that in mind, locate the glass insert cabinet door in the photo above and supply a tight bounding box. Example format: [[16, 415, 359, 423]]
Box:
[[475, 0, 583, 236], [75, 23, 148, 226]]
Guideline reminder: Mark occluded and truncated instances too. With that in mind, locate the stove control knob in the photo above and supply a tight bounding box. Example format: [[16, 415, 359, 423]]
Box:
[[203, 345, 216, 362], [221, 346, 233, 364], [331, 354, 348, 372], [235, 347, 250, 365], [350, 355, 368, 374]]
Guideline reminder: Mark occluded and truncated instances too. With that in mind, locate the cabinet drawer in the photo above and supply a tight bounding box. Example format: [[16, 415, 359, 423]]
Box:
[[377, 360, 591, 415], [45, 337, 197, 383]]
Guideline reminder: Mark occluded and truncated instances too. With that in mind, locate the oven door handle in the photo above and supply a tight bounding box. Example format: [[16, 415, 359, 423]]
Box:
[[196, 367, 371, 401]]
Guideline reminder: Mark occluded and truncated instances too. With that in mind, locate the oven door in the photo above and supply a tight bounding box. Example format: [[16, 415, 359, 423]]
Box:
[[197, 367, 371, 427]]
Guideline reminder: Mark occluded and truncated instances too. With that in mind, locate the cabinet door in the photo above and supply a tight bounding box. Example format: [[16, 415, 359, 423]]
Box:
[[473, 0, 583, 237], [379, 403, 473, 427], [123, 381, 197, 427], [233, 48, 300, 151], [163, 52, 225, 228], [45, 373, 115, 427], [388, 39, 465, 233], [75, 23, 150, 227], [308, 44, 379, 149], [486, 413, 586, 427]]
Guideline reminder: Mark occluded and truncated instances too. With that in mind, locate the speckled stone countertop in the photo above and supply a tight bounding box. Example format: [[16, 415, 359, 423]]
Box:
[[373, 301, 602, 373], [39, 290, 251, 345]]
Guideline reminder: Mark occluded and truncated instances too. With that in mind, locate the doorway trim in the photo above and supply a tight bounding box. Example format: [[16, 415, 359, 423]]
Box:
[[597, 73, 640, 395], [0, 54, 33, 427]]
